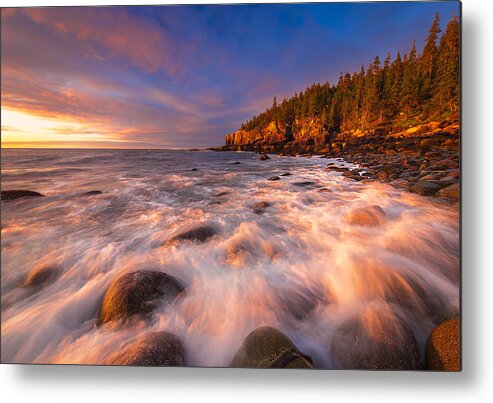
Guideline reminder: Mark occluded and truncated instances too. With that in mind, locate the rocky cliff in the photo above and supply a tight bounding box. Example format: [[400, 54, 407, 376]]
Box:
[[222, 116, 460, 158]]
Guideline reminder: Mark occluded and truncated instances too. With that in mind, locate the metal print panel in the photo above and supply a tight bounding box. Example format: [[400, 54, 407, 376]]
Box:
[[0, 1, 461, 370]]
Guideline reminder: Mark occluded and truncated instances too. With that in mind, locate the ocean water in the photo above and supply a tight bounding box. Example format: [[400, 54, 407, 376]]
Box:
[[1, 149, 459, 367]]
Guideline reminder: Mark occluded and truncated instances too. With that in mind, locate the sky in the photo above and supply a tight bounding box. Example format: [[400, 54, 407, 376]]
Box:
[[1, 1, 460, 149]]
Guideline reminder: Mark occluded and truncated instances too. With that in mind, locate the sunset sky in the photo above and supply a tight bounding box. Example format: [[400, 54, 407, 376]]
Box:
[[1, 2, 459, 149]]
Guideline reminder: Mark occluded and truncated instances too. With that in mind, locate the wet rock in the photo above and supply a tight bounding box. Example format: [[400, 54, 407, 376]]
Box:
[[231, 327, 314, 369], [330, 307, 420, 370], [83, 190, 102, 196], [99, 271, 183, 324], [252, 201, 270, 214], [280, 172, 292, 177], [232, 161, 241, 165], [168, 225, 217, 243], [409, 181, 441, 196], [1, 190, 44, 201], [268, 176, 281, 181], [344, 205, 386, 227], [436, 183, 460, 200], [325, 166, 350, 173], [292, 181, 316, 187], [389, 179, 409, 189], [191, 168, 197, 171], [108, 332, 185, 366], [24, 265, 61, 287], [259, 153, 270, 160], [318, 187, 332, 193], [425, 317, 460, 371], [419, 173, 443, 182]]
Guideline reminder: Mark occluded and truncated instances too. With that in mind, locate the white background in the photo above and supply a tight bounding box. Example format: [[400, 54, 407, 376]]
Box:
[[1, 0, 492, 401]]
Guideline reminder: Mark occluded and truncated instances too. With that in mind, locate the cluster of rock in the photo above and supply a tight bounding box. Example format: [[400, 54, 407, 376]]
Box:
[[221, 118, 460, 200]]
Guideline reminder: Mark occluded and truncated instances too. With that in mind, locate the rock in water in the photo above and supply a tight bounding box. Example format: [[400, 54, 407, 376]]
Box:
[[436, 183, 460, 200], [1, 190, 44, 200], [231, 326, 314, 369], [409, 181, 441, 195], [168, 225, 217, 243], [24, 265, 61, 287], [268, 176, 281, 181], [259, 153, 270, 160], [330, 306, 420, 370], [344, 205, 386, 227], [425, 317, 460, 371], [83, 190, 102, 196], [108, 332, 185, 366], [99, 271, 184, 324]]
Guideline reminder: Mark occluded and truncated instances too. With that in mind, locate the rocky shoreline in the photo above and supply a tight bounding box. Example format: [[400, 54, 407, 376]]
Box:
[[216, 118, 460, 203]]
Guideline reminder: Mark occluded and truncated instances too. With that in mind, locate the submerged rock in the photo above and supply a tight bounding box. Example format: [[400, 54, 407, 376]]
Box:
[[1, 190, 44, 201], [231, 326, 314, 369], [330, 307, 420, 370], [344, 205, 386, 227], [259, 153, 270, 160], [24, 265, 61, 287], [99, 271, 183, 324], [168, 225, 217, 243], [252, 201, 270, 214], [409, 181, 441, 195], [83, 190, 102, 196], [268, 176, 281, 181], [425, 316, 460, 371], [108, 332, 185, 366]]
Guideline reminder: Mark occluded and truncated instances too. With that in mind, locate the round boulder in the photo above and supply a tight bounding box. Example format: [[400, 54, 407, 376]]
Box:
[[99, 270, 183, 324], [330, 307, 420, 370], [108, 332, 185, 366], [231, 326, 314, 369], [344, 205, 387, 227], [1, 190, 44, 201], [409, 181, 441, 195], [168, 225, 217, 244], [425, 316, 460, 371], [24, 265, 61, 287], [436, 183, 460, 200]]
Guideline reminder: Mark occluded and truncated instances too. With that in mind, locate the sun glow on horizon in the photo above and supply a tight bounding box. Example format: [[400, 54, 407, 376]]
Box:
[[1, 108, 122, 148]]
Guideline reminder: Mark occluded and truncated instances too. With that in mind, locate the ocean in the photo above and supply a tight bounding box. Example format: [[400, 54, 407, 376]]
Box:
[[1, 148, 459, 367]]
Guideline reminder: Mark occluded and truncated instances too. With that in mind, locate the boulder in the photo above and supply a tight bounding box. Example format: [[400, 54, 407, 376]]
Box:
[[108, 332, 185, 366], [425, 317, 460, 371], [24, 265, 61, 287], [344, 205, 386, 227], [83, 190, 102, 196], [330, 307, 420, 370], [99, 271, 183, 324], [268, 176, 281, 181], [1, 190, 44, 201], [409, 181, 441, 195], [436, 183, 460, 200], [168, 225, 217, 243], [252, 201, 270, 214], [260, 153, 270, 160], [231, 327, 314, 369]]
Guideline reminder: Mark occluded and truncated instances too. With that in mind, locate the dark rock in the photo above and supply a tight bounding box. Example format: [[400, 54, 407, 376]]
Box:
[[325, 166, 350, 173], [231, 327, 314, 369], [330, 307, 420, 370], [425, 317, 460, 371], [409, 181, 441, 195], [108, 332, 185, 366], [292, 181, 316, 187], [99, 270, 183, 324], [83, 190, 102, 196], [168, 225, 217, 243], [260, 153, 270, 160], [436, 183, 460, 200], [1, 190, 44, 201], [280, 172, 292, 177], [268, 176, 281, 181], [24, 265, 61, 287], [344, 205, 386, 227], [191, 168, 198, 171], [252, 201, 270, 214], [232, 161, 241, 165]]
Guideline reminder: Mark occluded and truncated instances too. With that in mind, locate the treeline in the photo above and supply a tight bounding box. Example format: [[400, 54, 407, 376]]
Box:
[[240, 14, 459, 134]]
